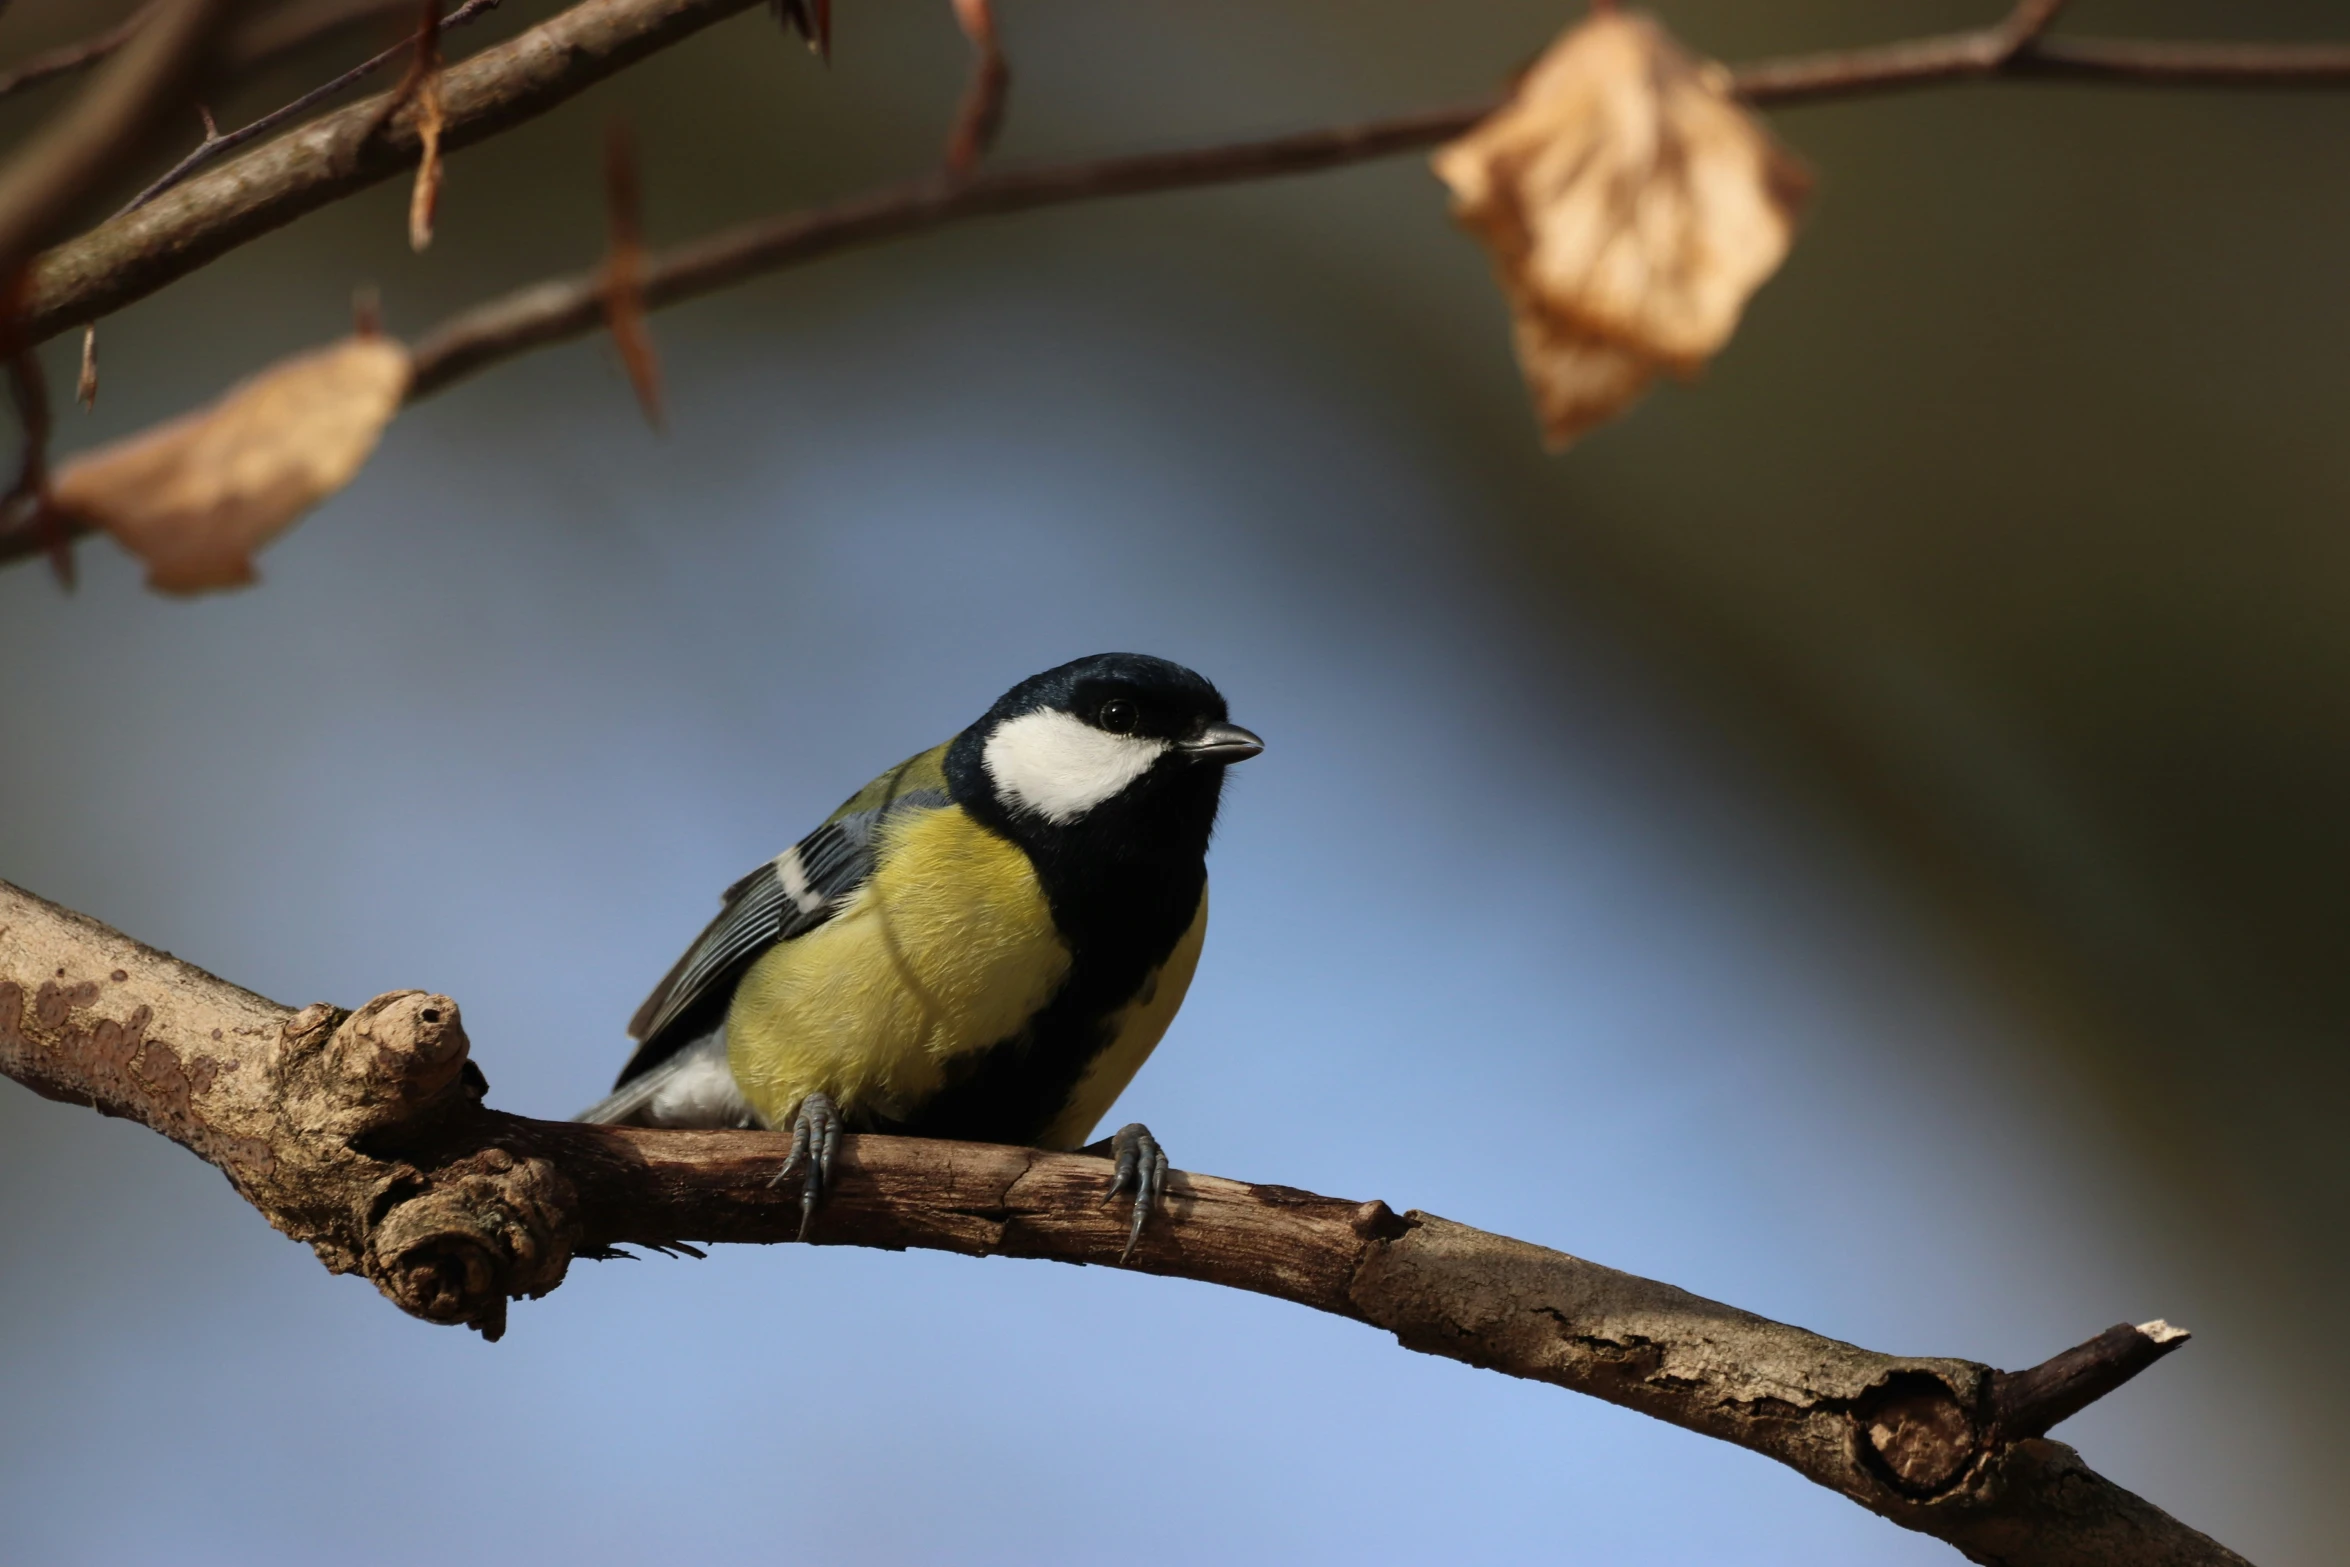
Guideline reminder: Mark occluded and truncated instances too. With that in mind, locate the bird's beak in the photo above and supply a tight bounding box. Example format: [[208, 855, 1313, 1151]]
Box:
[[1179, 722, 1264, 764]]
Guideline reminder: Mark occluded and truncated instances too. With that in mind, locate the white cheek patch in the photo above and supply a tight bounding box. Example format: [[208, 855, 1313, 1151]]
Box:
[[984, 708, 1170, 824]]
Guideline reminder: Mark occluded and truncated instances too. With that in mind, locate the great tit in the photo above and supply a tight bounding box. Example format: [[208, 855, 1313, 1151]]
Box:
[[578, 653, 1261, 1256]]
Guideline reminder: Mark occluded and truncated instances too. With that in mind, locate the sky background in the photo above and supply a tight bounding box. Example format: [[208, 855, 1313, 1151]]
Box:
[[2, 3, 2344, 1564]]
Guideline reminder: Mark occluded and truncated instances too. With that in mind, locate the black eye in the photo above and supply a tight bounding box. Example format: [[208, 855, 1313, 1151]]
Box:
[[1098, 698, 1138, 734]]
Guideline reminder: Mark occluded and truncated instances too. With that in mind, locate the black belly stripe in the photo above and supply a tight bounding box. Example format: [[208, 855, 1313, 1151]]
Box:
[[881, 992, 1111, 1145], [885, 862, 1205, 1145], [901, 721, 1223, 1145]]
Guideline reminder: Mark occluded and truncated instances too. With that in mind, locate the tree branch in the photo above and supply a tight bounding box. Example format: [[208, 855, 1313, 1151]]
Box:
[[7, 10, 2350, 573], [9, 0, 2350, 352], [116, 0, 501, 218], [0, 1, 166, 102], [405, 109, 1485, 398], [0, 0, 245, 286], [15, 0, 763, 346], [0, 874, 2249, 1566], [0, 0, 423, 103]]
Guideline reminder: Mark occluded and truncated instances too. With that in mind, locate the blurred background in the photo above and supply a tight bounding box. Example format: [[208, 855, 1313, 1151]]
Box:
[[1, 1, 2344, 1562]]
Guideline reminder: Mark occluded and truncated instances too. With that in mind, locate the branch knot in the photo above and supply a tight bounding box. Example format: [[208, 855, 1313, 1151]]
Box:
[[275, 990, 472, 1138], [368, 1146, 578, 1341]]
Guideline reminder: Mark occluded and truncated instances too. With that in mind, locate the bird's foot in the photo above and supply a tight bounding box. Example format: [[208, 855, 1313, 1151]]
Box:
[[768, 1091, 842, 1241], [1100, 1122, 1169, 1265]]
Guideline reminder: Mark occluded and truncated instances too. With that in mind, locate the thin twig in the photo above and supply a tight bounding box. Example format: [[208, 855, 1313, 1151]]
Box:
[[1738, 16, 2350, 101], [0, 1, 167, 101], [1, 333, 60, 587], [405, 107, 1484, 397], [2015, 35, 2350, 86], [234, 0, 433, 62], [1990, 0, 2071, 58], [0, 0, 243, 587], [0, 0, 425, 103], [8, 15, 2350, 571], [116, 0, 498, 216], [20, 0, 770, 350], [0, 0, 241, 281], [19, 0, 2350, 357]]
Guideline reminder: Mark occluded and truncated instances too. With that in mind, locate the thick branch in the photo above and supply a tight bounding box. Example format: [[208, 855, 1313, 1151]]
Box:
[[0, 875, 2248, 1567]]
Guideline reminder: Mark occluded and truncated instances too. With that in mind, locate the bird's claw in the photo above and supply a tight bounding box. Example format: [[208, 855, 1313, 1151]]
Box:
[[1101, 1122, 1169, 1265], [769, 1091, 842, 1242]]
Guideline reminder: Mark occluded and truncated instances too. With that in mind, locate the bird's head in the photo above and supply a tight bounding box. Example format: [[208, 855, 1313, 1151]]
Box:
[[948, 654, 1261, 845]]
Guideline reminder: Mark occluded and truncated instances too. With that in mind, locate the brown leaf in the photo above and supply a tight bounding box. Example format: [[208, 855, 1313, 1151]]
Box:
[[51, 336, 411, 594], [401, 0, 446, 252], [602, 121, 663, 431], [945, 0, 1008, 180], [1433, 9, 1811, 448], [408, 80, 444, 252]]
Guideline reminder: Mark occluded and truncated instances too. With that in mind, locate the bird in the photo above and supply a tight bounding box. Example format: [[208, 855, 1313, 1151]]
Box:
[[578, 653, 1262, 1259]]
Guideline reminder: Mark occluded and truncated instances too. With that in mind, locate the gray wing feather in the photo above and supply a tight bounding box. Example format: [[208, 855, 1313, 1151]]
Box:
[[617, 789, 948, 1075]]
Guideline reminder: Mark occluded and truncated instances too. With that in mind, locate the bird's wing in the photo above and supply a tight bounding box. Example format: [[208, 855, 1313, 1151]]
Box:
[[612, 745, 953, 1087]]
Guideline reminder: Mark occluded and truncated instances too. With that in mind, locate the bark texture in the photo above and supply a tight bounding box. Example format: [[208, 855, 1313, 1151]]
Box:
[[0, 877, 2246, 1566]]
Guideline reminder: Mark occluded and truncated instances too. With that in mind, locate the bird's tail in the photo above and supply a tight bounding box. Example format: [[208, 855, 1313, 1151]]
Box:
[[573, 1067, 669, 1125], [574, 1030, 761, 1129]]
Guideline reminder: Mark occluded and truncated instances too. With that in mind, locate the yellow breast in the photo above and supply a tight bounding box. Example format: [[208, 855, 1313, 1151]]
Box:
[[724, 805, 1071, 1129]]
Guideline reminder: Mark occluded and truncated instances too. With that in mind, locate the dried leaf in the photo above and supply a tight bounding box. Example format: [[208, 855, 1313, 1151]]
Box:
[[1434, 9, 1810, 448], [409, 84, 444, 251], [404, 2, 446, 252], [1505, 301, 1659, 448], [601, 122, 663, 431], [51, 336, 411, 594], [945, 0, 1008, 179]]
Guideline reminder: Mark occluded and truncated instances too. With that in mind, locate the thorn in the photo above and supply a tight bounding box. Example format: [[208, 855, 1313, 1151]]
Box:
[[76, 325, 97, 412]]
